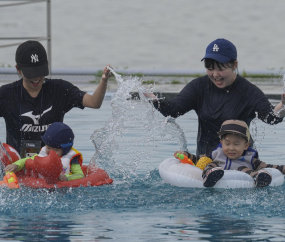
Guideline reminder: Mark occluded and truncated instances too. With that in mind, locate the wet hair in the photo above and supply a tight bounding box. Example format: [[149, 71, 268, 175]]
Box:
[[220, 133, 248, 143], [204, 58, 236, 70]]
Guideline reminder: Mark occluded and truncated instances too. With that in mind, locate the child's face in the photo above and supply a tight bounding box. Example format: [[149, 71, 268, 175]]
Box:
[[46, 145, 63, 157], [220, 134, 249, 160]]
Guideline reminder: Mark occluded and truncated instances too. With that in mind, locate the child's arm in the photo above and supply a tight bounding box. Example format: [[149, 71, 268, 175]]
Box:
[[65, 164, 85, 181], [252, 158, 285, 174], [59, 157, 85, 181], [4, 155, 37, 173], [264, 164, 285, 174]]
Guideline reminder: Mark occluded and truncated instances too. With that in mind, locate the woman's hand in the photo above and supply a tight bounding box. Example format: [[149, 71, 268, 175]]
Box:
[[143, 92, 157, 99], [101, 65, 112, 82], [4, 164, 18, 173], [274, 94, 285, 118], [82, 64, 113, 108]]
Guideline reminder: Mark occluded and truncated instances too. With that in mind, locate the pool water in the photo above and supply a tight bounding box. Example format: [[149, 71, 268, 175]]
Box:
[[1, 79, 285, 241]]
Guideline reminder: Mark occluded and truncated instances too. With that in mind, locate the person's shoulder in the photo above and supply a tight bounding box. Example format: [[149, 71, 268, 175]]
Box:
[[0, 80, 21, 93], [44, 78, 76, 89], [235, 75, 262, 93], [192, 75, 209, 83], [246, 146, 257, 152], [44, 78, 73, 85], [235, 75, 257, 88], [185, 75, 209, 87], [0, 79, 21, 88], [245, 146, 258, 157]]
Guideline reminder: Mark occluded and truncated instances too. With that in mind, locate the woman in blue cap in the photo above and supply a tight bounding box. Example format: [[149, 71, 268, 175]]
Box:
[[149, 39, 285, 161], [4, 122, 84, 181]]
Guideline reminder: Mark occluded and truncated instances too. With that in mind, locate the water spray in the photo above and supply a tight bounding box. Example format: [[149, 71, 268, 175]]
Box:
[[89, 68, 189, 178]]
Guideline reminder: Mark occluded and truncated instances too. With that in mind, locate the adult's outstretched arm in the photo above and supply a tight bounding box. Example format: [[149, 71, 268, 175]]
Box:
[[82, 65, 112, 108]]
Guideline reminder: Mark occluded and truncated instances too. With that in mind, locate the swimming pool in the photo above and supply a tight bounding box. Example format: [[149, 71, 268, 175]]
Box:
[[0, 86, 285, 241]]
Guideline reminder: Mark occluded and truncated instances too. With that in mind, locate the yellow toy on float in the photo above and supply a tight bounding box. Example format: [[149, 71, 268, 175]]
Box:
[[195, 157, 213, 170]]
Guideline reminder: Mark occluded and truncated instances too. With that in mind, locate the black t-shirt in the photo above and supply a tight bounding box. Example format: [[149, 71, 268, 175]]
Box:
[[0, 78, 86, 153], [154, 75, 283, 156]]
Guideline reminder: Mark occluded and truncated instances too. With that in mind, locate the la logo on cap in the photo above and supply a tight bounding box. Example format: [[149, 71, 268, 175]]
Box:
[[213, 44, 219, 52], [31, 54, 39, 63]]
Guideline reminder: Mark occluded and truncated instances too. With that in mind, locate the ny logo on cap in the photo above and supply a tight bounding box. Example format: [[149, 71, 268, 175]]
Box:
[[213, 44, 219, 52], [31, 54, 39, 63]]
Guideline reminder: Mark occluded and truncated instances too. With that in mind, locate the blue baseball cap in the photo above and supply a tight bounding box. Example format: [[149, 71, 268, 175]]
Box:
[[41, 122, 74, 156], [201, 38, 237, 63]]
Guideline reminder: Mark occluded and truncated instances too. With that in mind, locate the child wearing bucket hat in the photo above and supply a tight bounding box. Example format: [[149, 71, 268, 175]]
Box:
[[4, 122, 84, 181], [202, 120, 285, 188]]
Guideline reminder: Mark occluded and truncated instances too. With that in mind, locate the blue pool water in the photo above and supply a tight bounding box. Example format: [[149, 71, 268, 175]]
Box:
[[1, 78, 285, 241]]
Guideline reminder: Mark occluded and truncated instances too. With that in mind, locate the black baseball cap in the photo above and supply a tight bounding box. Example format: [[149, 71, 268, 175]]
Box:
[[201, 38, 237, 63], [15, 40, 49, 79]]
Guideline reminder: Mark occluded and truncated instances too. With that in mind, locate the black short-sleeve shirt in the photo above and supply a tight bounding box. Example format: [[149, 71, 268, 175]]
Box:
[[0, 78, 86, 153]]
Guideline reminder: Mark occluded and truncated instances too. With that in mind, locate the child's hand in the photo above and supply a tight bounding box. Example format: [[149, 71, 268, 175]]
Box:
[[58, 174, 68, 181], [174, 151, 189, 158], [4, 164, 18, 173]]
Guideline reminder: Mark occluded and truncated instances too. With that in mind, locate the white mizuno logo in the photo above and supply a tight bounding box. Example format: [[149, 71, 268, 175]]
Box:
[[31, 54, 39, 63], [20, 124, 50, 132], [213, 44, 219, 52], [21, 106, 52, 125]]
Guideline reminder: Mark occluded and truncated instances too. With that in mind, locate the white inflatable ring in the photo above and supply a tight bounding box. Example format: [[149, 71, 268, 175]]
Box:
[[159, 158, 284, 188]]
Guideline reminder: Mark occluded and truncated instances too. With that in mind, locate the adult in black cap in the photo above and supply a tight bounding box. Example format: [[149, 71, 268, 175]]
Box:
[[0, 40, 112, 156], [148, 38, 285, 161]]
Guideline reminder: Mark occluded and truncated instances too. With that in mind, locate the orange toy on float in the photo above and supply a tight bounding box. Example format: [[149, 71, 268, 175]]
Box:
[[175, 153, 195, 166]]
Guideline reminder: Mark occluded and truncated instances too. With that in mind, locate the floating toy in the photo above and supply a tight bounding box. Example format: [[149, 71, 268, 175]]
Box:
[[159, 157, 284, 188], [0, 172, 19, 189], [175, 153, 194, 165], [0, 143, 113, 189], [195, 156, 213, 170]]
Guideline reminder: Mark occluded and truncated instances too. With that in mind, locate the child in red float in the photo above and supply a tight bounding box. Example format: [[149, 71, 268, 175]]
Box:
[[4, 122, 84, 181]]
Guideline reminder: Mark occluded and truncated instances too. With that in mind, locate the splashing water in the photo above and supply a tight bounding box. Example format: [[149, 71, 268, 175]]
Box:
[[89, 68, 188, 178]]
